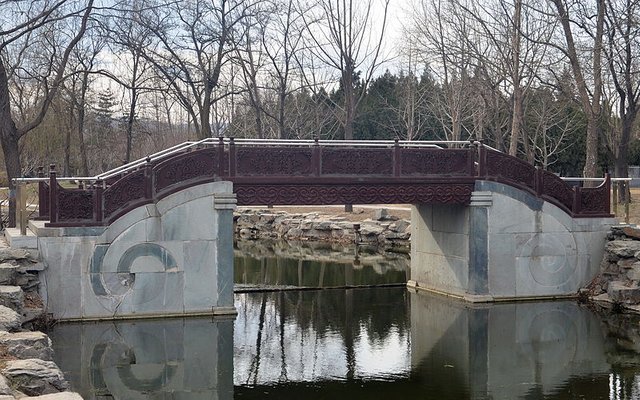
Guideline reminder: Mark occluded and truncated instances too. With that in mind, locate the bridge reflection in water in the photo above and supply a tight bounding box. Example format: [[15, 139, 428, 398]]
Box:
[[234, 240, 408, 289], [50, 287, 640, 399]]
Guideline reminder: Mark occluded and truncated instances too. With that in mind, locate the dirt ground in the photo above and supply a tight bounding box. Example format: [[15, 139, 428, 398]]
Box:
[[237, 205, 412, 222]]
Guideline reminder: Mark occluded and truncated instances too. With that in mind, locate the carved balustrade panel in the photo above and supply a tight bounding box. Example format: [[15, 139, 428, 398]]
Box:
[[486, 151, 535, 190], [234, 183, 474, 205], [103, 170, 147, 219], [57, 187, 94, 221], [39, 183, 50, 218], [234, 147, 312, 176], [401, 149, 470, 175], [154, 148, 217, 193], [541, 171, 574, 212], [321, 148, 393, 175], [580, 184, 610, 215]]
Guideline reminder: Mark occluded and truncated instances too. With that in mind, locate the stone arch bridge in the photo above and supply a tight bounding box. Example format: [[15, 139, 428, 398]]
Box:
[[17, 138, 615, 319]]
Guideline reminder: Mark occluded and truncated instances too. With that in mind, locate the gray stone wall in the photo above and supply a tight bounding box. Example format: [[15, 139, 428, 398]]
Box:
[[410, 180, 616, 301], [36, 181, 236, 321]]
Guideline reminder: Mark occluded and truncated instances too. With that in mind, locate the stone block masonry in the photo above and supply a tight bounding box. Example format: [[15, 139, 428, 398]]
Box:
[[585, 225, 640, 313], [409, 181, 616, 301], [33, 181, 237, 321]]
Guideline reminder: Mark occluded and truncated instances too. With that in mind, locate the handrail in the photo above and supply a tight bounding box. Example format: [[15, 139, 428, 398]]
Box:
[[561, 177, 632, 182], [11, 141, 618, 231], [13, 138, 483, 184]]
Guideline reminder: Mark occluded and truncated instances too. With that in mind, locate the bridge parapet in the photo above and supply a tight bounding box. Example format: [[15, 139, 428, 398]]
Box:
[[25, 139, 611, 227]]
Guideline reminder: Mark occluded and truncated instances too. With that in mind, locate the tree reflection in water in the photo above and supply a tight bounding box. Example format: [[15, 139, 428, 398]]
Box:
[[234, 287, 411, 388]]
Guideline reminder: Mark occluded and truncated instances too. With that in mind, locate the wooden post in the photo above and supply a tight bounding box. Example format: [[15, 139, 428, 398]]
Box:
[[145, 157, 153, 199], [613, 181, 618, 215], [229, 137, 236, 177], [534, 167, 543, 196], [37, 166, 47, 219], [218, 136, 225, 177], [477, 143, 487, 177], [49, 165, 58, 224], [94, 180, 103, 224], [624, 181, 630, 224], [16, 182, 26, 235], [312, 136, 321, 176], [573, 186, 582, 216], [392, 137, 400, 177]]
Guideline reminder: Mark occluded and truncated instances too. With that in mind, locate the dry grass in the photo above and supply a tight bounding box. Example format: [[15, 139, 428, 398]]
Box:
[[616, 188, 640, 225]]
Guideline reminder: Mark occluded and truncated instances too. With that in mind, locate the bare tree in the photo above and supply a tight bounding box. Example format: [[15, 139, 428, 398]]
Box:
[[304, 0, 389, 140], [262, 0, 307, 139], [103, 2, 157, 163], [411, 0, 478, 142], [548, 0, 605, 179], [133, 0, 259, 140], [602, 0, 640, 199], [0, 0, 94, 226]]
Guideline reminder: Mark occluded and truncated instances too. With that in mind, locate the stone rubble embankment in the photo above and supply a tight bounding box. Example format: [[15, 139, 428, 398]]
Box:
[[0, 242, 81, 399], [585, 225, 640, 314], [234, 208, 411, 251]]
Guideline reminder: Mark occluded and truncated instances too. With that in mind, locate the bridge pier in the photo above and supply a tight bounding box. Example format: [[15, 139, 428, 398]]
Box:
[[34, 181, 237, 321], [409, 181, 616, 301]]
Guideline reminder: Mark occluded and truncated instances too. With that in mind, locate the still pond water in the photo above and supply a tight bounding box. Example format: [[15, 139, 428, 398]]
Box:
[[49, 241, 640, 399]]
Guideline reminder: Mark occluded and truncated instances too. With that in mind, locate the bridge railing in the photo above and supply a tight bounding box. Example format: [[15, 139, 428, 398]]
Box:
[[15, 139, 612, 228]]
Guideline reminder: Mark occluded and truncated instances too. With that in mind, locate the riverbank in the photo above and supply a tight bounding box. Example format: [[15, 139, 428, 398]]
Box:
[[0, 241, 81, 399], [234, 206, 411, 252], [584, 225, 640, 315]]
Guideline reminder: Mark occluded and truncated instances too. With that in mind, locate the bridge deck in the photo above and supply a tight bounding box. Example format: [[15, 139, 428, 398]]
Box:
[[28, 139, 610, 227]]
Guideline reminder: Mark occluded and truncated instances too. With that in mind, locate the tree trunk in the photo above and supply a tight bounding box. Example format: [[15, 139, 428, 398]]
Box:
[[0, 59, 22, 227], [77, 71, 90, 176], [551, 0, 604, 183], [508, 0, 523, 157], [343, 68, 355, 140], [278, 88, 287, 139], [126, 87, 137, 164]]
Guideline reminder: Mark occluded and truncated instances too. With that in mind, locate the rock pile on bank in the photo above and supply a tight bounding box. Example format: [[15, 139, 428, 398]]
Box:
[[234, 209, 411, 251], [586, 225, 640, 313], [0, 245, 81, 399]]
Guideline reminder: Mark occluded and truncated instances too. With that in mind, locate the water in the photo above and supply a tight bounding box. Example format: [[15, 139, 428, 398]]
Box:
[[49, 243, 640, 399]]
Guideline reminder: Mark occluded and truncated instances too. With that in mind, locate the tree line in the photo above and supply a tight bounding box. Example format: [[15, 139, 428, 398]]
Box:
[[1, 0, 639, 224]]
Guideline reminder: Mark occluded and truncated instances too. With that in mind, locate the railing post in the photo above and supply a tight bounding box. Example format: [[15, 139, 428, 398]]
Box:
[[37, 166, 47, 219], [477, 143, 487, 177], [145, 157, 153, 199], [467, 141, 476, 176], [218, 136, 225, 177], [312, 136, 321, 176], [229, 137, 236, 177], [392, 138, 401, 177], [94, 180, 103, 224], [612, 180, 619, 215], [49, 164, 58, 224], [16, 182, 26, 235], [573, 186, 582, 216], [534, 167, 543, 196]]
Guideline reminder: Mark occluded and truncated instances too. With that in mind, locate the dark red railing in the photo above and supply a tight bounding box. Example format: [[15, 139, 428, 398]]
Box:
[[36, 140, 611, 227]]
